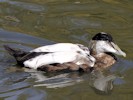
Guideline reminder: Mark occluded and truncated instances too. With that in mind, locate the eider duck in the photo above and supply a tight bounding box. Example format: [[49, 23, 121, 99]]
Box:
[[4, 32, 126, 72]]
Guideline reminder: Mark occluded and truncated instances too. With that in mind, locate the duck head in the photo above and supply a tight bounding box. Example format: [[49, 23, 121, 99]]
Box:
[[89, 32, 126, 57]]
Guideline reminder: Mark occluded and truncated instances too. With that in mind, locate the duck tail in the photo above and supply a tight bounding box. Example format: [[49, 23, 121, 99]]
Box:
[[3, 45, 28, 62], [4, 45, 18, 56]]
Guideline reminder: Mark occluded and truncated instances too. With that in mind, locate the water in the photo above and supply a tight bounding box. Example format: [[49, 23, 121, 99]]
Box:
[[0, 0, 133, 100]]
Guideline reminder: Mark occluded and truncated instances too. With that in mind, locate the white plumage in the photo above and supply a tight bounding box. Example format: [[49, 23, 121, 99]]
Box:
[[30, 43, 90, 56], [24, 51, 95, 69], [23, 43, 95, 69]]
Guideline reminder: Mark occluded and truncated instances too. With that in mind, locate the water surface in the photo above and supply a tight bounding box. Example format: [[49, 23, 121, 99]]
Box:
[[0, 0, 133, 100]]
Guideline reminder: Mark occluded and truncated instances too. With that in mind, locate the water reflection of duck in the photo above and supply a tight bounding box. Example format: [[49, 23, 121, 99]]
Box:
[[4, 32, 126, 72], [24, 68, 116, 93], [89, 70, 116, 93]]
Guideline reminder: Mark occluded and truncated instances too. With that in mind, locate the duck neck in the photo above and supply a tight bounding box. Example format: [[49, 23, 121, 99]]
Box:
[[89, 40, 103, 57], [90, 49, 104, 57]]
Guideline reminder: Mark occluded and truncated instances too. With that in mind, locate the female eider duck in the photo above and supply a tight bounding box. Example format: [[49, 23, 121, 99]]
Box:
[[4, 32, 126, 72]]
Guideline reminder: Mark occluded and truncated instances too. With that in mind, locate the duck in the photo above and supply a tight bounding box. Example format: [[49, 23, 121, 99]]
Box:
[[4, 32, 126, 72]]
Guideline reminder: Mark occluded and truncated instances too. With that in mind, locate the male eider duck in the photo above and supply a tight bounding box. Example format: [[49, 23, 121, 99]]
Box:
[[4, 32, 126, 72]]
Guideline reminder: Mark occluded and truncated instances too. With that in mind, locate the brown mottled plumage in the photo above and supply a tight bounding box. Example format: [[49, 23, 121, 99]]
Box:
[[37, 62, 92, 72], [92, 53, 116, 70]]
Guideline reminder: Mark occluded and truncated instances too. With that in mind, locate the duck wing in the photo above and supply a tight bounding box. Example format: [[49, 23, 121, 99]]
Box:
[[17, 52, 49, 62], [30, 43, 90, 56], [23, 51, 92, 69]]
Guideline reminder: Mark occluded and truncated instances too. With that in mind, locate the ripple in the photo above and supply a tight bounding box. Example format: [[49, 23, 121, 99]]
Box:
[[0, 0, 47, 12], [0, 29, 54, 46]]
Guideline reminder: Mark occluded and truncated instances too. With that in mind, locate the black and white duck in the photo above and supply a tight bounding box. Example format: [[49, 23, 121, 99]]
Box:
[[4, 32, 126, 72]]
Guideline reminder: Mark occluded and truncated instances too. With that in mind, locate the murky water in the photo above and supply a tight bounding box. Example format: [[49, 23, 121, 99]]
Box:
[[0, 0, 133, 100]]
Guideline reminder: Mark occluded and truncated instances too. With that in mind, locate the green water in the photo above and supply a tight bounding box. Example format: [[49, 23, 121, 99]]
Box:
[[0, 0, 133, 100]]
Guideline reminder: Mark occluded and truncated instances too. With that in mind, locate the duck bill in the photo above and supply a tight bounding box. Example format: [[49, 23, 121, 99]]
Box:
[[110, 42, 126, 57]]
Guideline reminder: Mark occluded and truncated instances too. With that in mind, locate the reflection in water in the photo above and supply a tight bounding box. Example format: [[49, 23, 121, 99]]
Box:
[[0, 66, 47, 100], [24, 68, 84, 88], [89, 70, 116, 94], [24, 68, 117, 93]]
